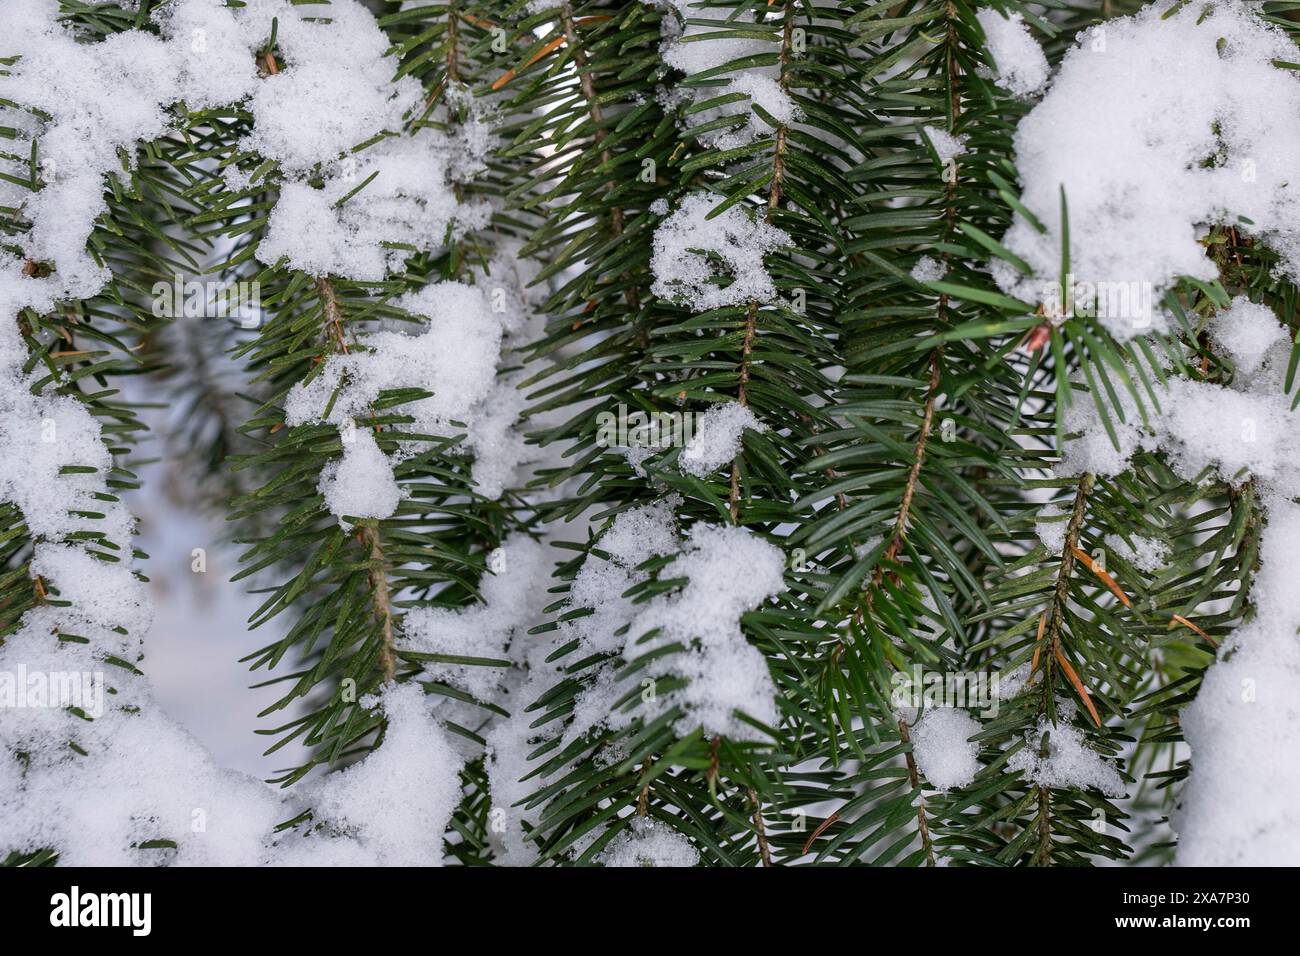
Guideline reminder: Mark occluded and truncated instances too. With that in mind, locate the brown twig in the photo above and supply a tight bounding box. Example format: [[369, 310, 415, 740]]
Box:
[[362, 522, 398, 683], [1170, 613, 1217, 647], [315, 278, 396, 683], [315, 277, 350, 355], [1030, 610, 1047, 673], [801, 810, 840, 856], [1054, 645, 1101, 728], [1070, 545, 1132, 608], [729, 1, 796, 522], [490, 15, 611, 91], [898, 716, 937, 866], [749, 788, 773, 867]]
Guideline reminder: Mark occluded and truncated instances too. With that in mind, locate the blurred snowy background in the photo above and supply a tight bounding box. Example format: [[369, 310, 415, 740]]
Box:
[[125, 313, 307, 778]]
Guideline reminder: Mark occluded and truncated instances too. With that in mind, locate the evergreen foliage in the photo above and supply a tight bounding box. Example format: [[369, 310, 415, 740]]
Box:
[[3, 0, 1298, 867]]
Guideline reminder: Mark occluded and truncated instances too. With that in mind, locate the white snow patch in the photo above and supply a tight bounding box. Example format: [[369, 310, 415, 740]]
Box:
[[923, 125, 968, 165], [1034, 503, 1068, 556], [910, 255, 947, 283], [1103, 533, 1170, 573], [651, 193, 792, 311], [911, 708, 981, 791], [994, 0, 1300, 341], [599, 817, 699, 867], [976, 8, 1050, 99], [678, 402, 767, 477], [1007, 718, 1124, 796]]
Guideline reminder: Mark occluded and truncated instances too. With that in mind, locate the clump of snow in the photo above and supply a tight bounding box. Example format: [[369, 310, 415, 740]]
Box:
[[613, 524, 786, 740], [598, 817, 700, 867], [597, 499, 682, 566], [463, 377, 529, 499], [155, 0, 263, 109], [0, 387, 132, 547], [401, 536, 549, 702], [1176, 496, 1300, 864], [483, 672, 558, 864], [539, 500, 784, 746], [1034, 503, 1068, 555], [651, 193, 793, 311], [1208, 296, 1289, 380], [910, 708, 981, 791], [2, 0, 183, 298], [656, 2, 798, 148], [659, 1, 768, 76], [678, 402, 767, 477], [256, 133, 491, 281], [1057, 371, 1155, 478], [464, 244, 550, 499], [283, 281, 520, 524], [300, 683, 464, 866], [1103, 533, 1170, 573], [1159, 377, 1300, 494], [976, 8, 1050, 99], [317, 428, 403, 525], [689, 72, 801, 151], [236, 2, 422, 174], [1059, 311, 1300, 499], [728, 73, 798, 125], [30, 544, 152, 640], [923, 125, 968, 165], [565, 497, 683, 663], [1007, 718, 1124, 796], [994, 0, 1300, 341], [449, 534, 559, 868], [996, 663, 1034, 701], [620, 446, 656, 478], [910, 255, 947, 283], [285, 282, 503, 432]]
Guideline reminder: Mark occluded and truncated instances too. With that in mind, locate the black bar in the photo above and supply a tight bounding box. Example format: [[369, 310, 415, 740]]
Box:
[[0, 865, 1275, 941]]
